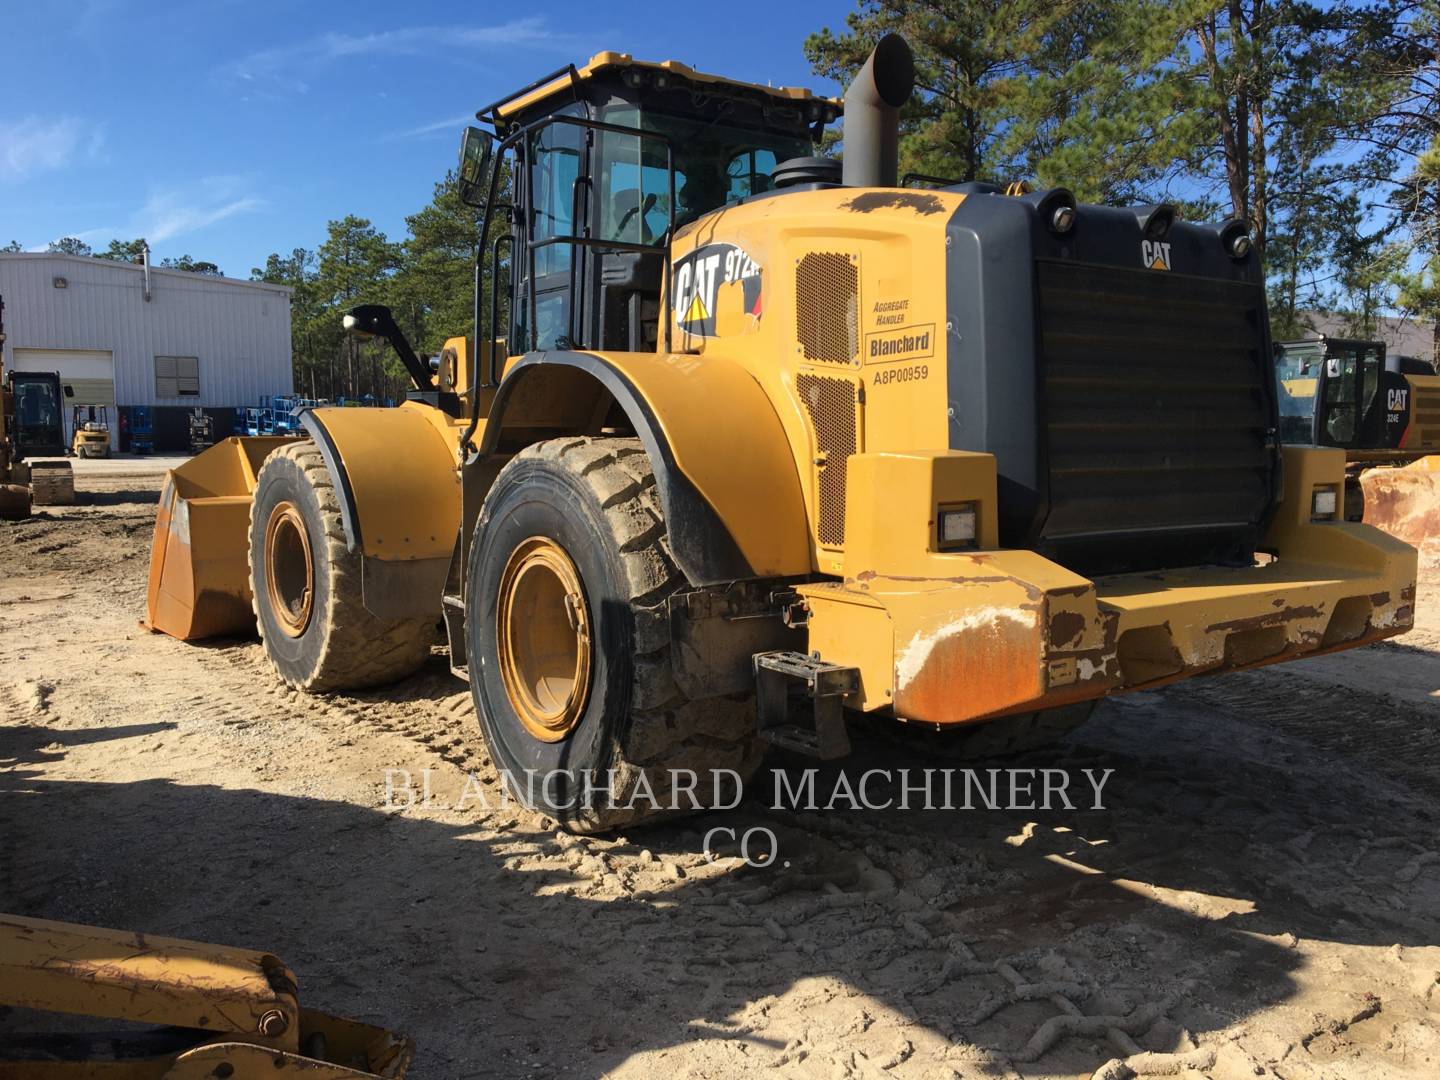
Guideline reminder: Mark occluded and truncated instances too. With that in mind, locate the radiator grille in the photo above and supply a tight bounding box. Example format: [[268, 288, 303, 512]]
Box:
[[1035, 259, 1274, 573], [796, 373, 858, 546], [796, 253, 859, 363]]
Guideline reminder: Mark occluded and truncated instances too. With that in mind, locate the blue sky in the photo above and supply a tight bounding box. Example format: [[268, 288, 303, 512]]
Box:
[[0, 0, 846, 278]]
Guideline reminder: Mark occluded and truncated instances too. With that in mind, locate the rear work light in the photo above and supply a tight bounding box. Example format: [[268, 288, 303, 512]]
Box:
[[938, 503, 978, 548], [1311, 486, 1339, 521]]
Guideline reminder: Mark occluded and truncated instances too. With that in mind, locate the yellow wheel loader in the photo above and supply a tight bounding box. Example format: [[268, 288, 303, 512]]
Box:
[[147, 37, 1417, 832], [0, 913, 412, 1078], [1276, 336, 1440, 546]]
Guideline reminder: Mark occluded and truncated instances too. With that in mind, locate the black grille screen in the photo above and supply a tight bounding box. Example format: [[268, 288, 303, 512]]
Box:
[[1034, 259, 1275, 576]]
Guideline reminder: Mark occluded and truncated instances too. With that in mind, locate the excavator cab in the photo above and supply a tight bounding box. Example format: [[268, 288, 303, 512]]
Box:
[[1277, 337, 1440, 453], [8, 370, 71, 458], [1277, 337, 1440, 535], [461, 53, 836, 366]]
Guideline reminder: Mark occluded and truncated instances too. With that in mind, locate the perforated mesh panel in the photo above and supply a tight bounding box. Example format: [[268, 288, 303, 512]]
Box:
[[796, 253, 859, 363], [796, 373, 858, 546]]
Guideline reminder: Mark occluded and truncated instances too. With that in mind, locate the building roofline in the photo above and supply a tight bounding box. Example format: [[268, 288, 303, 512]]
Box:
[[0, 252, 293, 295]]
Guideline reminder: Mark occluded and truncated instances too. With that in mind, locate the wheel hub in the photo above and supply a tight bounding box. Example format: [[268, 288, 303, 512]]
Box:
[[496, 536, 592, 742], [264, 501, 314, 637]]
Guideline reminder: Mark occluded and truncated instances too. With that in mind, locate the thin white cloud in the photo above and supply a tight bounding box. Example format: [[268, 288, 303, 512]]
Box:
[[389, 113, 475, 141], [0, 117, 84, 181], [222, 17, 573, 96], [136, 178, 265, 243], [40, 177, 265, 252]]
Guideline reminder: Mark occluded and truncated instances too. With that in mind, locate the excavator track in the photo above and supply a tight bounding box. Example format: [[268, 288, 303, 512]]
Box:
[[28, 461, 75, 506]]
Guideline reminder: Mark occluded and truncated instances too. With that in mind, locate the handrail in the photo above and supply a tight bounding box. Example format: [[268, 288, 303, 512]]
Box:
[[462, 112, 677, 457]]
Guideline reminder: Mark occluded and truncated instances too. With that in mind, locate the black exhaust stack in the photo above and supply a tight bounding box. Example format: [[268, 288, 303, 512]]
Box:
[[841, 34, 915, 189]]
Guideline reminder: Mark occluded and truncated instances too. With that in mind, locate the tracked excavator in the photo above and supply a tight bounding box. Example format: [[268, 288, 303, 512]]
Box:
[[1276, 336, 1439, 548], [145, 36, 1417, 832], [0, 296, 77, 516]]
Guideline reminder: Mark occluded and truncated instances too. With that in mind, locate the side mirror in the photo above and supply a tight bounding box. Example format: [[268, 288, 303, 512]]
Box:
[[64, 384, 74, 398], [457, 126, 494, 209]]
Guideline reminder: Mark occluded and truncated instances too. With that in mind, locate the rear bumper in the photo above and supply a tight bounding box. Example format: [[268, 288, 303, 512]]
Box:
[[800, 446, 1417, 725]]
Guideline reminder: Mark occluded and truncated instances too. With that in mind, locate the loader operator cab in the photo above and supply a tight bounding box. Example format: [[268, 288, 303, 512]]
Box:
[[461, 53, 834, 365]]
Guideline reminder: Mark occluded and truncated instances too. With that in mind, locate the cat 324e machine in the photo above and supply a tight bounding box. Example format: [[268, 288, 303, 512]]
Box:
[[146, 36, 1416, 832], [1276, 336, 1439, 545]]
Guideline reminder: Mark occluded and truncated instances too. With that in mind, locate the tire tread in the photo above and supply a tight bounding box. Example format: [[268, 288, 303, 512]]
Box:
[[249, 441, 434, 692]]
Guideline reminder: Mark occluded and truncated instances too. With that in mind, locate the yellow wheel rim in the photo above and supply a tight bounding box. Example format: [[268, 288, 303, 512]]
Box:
[[264, 501, 314, 637], [497, 536, 592, 742]]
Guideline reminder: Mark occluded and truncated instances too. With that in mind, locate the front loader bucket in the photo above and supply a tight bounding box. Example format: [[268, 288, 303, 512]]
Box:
[[1361, 456, 1440, 560], [145, 436, 299, 640]]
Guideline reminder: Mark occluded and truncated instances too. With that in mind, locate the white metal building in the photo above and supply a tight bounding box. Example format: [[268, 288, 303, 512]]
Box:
[[0, 252, 292, 452]]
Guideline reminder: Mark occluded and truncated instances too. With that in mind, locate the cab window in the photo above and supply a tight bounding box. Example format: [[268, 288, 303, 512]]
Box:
[[522, 103, 585, 349], [1322, 350, 1359, 444], [597, 105, 810, 241], [727, 148, 780, 201]]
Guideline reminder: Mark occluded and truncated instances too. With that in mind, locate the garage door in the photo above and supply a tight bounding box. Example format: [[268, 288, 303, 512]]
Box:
[[13, 348, 116, 450]]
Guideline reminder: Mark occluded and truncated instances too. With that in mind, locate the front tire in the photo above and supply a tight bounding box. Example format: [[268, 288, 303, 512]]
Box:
[[467, 437, 763, 833], [249, 441, 435, 691]]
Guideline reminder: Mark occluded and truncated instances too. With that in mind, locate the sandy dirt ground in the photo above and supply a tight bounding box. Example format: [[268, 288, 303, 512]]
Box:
[[2, 461, 1439, 1079]]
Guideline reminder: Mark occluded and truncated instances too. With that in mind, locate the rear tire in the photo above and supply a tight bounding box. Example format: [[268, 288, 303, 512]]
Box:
[[467, 437, 763, 833], [249, 441, 435, 692]]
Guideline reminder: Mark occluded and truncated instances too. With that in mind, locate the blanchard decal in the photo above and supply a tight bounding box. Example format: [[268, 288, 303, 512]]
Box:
[[866, 323, 935, 363], [871, 363, 929, 387], [672, 243, 762, 337], [1142, 239, 1172, 270]]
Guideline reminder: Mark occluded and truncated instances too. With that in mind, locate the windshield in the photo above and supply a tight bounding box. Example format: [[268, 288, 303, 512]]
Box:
[[597, 106, 811, 243], [16, 378, 60, 430], [1275, 346, 1320, 443]]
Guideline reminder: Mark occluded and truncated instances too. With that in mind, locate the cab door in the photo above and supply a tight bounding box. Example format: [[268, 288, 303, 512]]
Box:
[[1354, 342, 1390, 446], [1315, 340, 1383, 450]]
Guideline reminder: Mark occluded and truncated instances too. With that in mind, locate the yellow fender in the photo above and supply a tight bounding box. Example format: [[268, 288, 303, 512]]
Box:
[[480, 350, 811, 584], [299, 405, 461, 617]]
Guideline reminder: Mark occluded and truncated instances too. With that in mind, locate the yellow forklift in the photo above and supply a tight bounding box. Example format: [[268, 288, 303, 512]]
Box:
[[70, 404, 112, 459]]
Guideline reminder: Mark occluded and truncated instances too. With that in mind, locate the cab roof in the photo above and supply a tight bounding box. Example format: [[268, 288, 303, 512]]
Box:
[[479, 51, 842, 127]]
